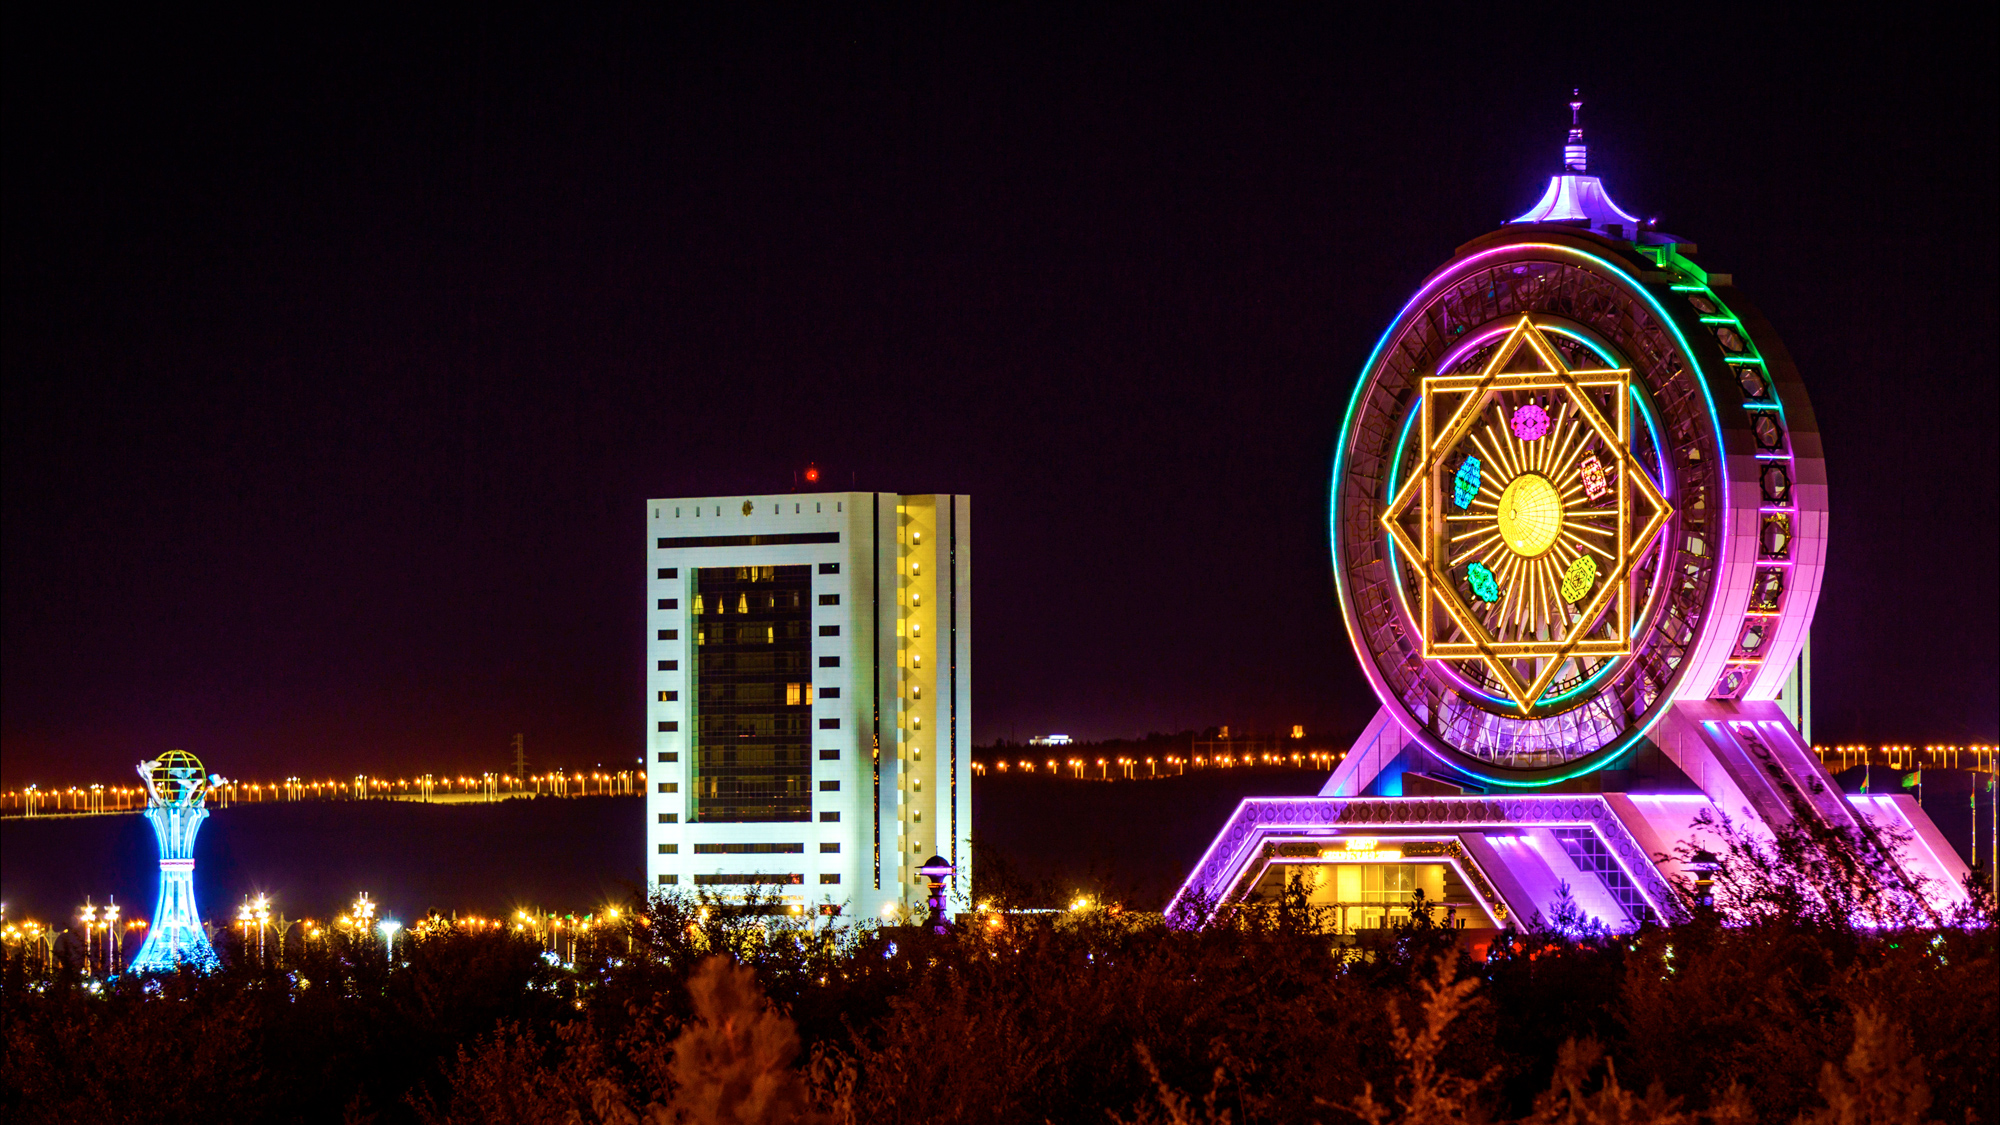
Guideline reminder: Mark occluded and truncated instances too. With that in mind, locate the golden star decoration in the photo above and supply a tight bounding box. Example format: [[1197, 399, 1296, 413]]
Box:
[[1379, 315, 1672, 713]]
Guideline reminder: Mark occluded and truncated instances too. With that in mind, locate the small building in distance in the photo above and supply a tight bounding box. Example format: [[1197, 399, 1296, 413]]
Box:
[[645, 492, 970, 919]]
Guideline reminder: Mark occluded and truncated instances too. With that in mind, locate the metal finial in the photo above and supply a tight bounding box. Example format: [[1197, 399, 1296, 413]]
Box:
[[1564, 90, 1587, 173]]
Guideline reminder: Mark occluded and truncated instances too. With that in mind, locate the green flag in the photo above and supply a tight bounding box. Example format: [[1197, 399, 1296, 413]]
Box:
[[1901, 769, 1920, 789]]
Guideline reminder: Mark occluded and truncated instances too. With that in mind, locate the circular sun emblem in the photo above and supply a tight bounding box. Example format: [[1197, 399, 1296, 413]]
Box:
[[1495, 473, 1563, 557]]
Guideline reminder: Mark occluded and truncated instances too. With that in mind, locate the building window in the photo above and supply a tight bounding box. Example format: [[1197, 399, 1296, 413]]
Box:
[[820, 873, 841, 884], [693, 843, 804, 854], [658, 721, 679, 732], [658, 598, 679, 610], [818, 625, 840, 636], [819, 718, 840, 729], [658, 782, 678, 793], [658, 629, 678, 640], [658, 844, 679, 854], [658, 874, 679, 885], [819, 686, 840, 699], [694, 873, 805, 886], [819, 562, 840, 574], [819, 779, 840, 791], [658, 659, 678, 671], [658, 568, 678, 579], [658, 691, 679, 702], [819, 748, 840, 760], [819, 593, 840, 605], [657, 752, 678, 763], [819, 811, 840, 822], [692, 563, 813, 823], [819, 656, 840, 667], [658, 813, 678, 823]]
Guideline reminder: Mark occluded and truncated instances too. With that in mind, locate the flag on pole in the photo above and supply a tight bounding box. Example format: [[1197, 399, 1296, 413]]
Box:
[[1901, 770, 1921, 789]]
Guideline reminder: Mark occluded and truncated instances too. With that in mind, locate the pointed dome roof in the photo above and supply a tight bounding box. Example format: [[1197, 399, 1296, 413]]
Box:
[[1509, 92, 1642, 234]]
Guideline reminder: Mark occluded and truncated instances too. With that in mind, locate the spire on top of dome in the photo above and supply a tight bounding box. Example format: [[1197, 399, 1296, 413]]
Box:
[[1510, 90, 1642, 236], [1564, 89, 1587, 172]]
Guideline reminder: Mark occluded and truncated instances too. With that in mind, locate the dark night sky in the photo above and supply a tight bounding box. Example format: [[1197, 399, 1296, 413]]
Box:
[[4, 7, 1995, 787]]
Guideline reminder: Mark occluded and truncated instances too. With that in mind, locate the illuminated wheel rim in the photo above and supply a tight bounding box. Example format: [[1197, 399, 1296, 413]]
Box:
[[1331, 231, 1822, 783]]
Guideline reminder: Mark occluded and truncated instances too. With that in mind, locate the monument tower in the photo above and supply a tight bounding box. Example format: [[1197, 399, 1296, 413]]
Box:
[[128, 750, 222, 971]]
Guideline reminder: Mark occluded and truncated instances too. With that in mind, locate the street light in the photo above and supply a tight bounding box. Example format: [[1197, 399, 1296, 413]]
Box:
[[379, 919, 401, 963]]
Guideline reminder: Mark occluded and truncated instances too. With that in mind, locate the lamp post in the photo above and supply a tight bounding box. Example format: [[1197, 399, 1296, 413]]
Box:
[[379, 919, 401, 964], [79, 901, 99, 977], [915, 855, 956, 935]]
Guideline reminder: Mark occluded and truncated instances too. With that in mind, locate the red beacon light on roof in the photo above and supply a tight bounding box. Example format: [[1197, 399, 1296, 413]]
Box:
[[803, 463, 820, 483]]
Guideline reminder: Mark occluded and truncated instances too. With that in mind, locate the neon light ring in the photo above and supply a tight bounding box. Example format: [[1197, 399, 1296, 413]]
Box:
[[1331, 229, 1825, 784]]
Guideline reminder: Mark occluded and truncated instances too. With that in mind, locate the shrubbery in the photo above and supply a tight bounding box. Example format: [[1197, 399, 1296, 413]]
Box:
[[3, 823, 1994, 1124]]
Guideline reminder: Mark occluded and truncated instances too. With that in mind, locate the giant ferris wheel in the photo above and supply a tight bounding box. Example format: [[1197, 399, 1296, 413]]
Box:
[[1330, 95, 1824, 785], [1169, 95, 1966, 930]]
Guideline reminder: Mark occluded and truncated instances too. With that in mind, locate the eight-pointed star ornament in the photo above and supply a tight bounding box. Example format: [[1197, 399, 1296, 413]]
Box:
[[1380, 315, 1672, 713]]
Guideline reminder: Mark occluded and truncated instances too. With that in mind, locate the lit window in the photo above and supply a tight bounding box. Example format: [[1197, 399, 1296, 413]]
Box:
[[820, 873, 841, 884], [658, 874, 678, 885], [912, 592, 921, 606], [657, 782, 678, 793], [657, 844, 678, 854], [787, 683, 803, 706], [692, 594, 705, 614], [911, 684, 921, 699], [819, 780, 840, 791], [820, 842, 840, 853], [658, 691, 678, 702], [805, 684, 815, 704], [657, 813, 677, 823], [912, 531, 922, 544], [911, 562, 921, 576], [819, 593, 840, 605], [819, 811, 840, 822]]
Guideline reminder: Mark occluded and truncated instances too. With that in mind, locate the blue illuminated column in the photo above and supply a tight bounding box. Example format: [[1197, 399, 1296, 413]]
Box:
[[129, 751, 221, 972]]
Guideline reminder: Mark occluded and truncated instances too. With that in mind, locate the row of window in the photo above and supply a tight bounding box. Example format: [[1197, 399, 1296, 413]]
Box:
[[659, 716, 840, 732], [658, 654, 842, 669], [658, 780, 841, 794], [653, 563, 839, 579], [656, 749, 839, 764], [655, 873, 844, 885], [650, 842, 844, 854], [653, 811, 842, 824]]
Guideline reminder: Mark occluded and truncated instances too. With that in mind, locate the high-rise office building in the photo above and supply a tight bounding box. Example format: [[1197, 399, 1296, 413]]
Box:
[[645, 492, 971, 919]]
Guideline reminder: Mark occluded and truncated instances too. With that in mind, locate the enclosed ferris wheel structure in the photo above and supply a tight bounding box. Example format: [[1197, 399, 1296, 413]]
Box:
[[1171, 98, 1968, 931]]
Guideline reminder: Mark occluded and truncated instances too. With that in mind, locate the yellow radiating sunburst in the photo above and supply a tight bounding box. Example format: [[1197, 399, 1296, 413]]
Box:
[[1378, 314, 1674, 713]]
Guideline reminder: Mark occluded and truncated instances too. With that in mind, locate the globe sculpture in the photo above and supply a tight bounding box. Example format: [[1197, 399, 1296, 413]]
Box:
[[1169, 96, 1969, 932], [128, 749, 222, 972]]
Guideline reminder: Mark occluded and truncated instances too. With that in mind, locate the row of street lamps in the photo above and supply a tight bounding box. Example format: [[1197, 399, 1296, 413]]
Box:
[[975, 749, 1346, 779]]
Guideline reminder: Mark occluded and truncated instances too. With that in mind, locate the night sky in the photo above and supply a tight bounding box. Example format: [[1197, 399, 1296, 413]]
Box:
[[5, 8, 1994, 787]]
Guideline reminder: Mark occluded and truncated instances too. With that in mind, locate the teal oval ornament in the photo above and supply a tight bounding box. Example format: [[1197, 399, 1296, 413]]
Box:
[[1559, 554, 1598, 603], [1466, 562, 1499, 603], [1453, 457, 1482, 509]]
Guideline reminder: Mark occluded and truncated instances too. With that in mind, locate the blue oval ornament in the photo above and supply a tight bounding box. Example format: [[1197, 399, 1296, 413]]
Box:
[[1466, 562, 1499, 603], [1452, 457, 1482, 509]]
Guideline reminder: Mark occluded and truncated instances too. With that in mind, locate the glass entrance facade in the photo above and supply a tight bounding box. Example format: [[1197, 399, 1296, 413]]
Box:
[[693, 565, 813, 821]]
